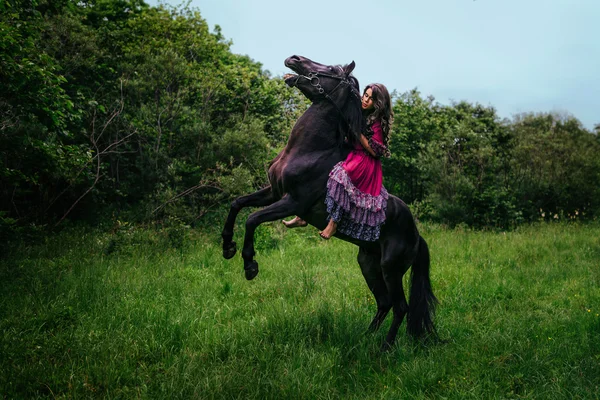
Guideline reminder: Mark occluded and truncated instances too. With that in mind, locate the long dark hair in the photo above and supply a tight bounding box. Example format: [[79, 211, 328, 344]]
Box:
[[363, 83, 394, 147]]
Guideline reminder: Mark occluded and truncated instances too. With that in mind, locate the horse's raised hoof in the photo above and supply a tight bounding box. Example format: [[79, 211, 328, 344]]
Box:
[[223, 241, 237, 259], [244, 260, 259, 280]]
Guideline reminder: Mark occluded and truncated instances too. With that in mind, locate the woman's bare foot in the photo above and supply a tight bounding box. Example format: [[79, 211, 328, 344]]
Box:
[[282, 216, 308, 228], [319, 220, 337, 240]]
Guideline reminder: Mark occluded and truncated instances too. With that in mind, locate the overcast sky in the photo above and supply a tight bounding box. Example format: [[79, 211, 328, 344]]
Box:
[[150, 0, 599, 130]]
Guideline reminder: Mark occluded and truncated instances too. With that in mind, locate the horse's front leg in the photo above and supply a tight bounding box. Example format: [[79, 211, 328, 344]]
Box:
[[241, 195, 299, 280], [221, 186, 276, 260]]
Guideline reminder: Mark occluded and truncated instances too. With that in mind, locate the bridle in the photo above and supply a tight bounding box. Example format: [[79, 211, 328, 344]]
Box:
[[293, 71, 361, 130], [294, 71, 360, 100]]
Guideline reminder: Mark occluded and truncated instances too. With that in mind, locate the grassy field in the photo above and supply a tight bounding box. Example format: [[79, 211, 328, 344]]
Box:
[[1, 220, 599, 399]]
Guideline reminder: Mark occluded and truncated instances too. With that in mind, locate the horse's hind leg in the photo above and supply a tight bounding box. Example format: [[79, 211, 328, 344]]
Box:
[[222, 186, 276, 260], [357, 247, 391, 332], [380, 258, 410, 351], [377, 236, 415, 350]]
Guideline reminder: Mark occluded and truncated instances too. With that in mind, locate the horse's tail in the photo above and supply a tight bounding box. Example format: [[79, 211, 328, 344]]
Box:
[[407, 235, 438, 338]]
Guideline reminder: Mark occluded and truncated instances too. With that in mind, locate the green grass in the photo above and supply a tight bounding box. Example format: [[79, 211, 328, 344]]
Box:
[[1, 221, 599, 399]]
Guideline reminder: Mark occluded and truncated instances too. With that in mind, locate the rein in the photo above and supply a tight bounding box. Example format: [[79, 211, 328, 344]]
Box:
[[294, 71, 360, 135]]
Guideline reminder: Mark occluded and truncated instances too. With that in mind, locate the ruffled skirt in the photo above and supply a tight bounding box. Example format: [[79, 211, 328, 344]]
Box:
[[325, 162, 388, 241]]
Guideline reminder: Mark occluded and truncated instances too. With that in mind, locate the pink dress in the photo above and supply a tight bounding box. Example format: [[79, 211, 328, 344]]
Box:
[[325, 120, 390, 241], [343, 120, 385, 196]]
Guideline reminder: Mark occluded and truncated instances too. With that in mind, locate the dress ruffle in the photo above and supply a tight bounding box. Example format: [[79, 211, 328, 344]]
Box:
[[368, 137, 391, 158], [325, 162, 388, 241]]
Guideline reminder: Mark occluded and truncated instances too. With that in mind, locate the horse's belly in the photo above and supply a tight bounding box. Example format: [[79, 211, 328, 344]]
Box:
[[269, 155, 327, 198], [268, 154, 290, 197]]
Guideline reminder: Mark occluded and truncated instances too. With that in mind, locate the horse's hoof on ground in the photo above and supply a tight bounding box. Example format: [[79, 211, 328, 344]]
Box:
[[223, 241, 237, 259], [380, 341, 393, 353], [244, 260, 259, 280]]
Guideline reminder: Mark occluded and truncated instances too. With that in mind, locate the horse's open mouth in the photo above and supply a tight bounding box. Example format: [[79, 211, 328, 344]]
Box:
[[283, 73, 298, 86]]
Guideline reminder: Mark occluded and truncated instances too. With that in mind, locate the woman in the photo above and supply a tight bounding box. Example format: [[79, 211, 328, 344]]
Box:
[[284, 83, 393, 241], [319, 83, 392, 240]]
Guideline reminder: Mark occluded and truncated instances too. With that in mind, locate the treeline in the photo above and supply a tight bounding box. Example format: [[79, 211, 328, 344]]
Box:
[[1, 0, 306, 237], [2, 0, 599, 238], [387, 92, 600, 228]]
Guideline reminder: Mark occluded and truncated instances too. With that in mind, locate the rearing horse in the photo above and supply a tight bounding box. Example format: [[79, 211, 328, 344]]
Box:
[[221, 55, 437, 349]]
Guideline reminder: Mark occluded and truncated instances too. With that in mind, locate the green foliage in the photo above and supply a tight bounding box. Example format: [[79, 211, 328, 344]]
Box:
[[386, 89, 442, 203], [0, 0, 82, 223], [422, 102, 517, 228], [386, 91, 599, 228], [1, 0, 306, 230], [509, 112, 600, 221], [1, 0, 599, 231]]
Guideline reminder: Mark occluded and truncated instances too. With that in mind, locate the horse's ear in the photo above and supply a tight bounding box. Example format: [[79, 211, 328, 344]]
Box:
[[343, 61, 356, 76]]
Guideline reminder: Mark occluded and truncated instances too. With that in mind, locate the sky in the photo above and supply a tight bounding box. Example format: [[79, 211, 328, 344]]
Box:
[[150, 0, 599, 130]]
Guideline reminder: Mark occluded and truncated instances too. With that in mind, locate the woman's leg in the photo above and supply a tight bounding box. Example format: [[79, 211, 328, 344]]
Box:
[[319, 219, 337, 239]]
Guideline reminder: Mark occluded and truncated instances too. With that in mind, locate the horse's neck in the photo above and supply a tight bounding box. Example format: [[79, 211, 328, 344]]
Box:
[[286, 104, 341, 152]]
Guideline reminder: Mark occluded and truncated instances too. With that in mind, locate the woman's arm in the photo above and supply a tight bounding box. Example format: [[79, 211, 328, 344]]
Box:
[[360, 121, 391, 158], [368, 121, 390, 158], [359, 134, 377, 157]]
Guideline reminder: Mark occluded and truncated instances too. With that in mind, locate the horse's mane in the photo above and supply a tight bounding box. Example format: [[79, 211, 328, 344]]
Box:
[[338, 72, 365, 147]]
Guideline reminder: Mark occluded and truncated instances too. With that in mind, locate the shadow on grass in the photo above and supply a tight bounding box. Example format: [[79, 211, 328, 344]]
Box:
[[214, 302, 446, 364]]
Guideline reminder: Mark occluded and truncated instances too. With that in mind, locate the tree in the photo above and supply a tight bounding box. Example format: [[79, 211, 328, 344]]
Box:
[[509, 112, 600, 221], [386, 89, 442, 204], [0, 0, 81, 230]]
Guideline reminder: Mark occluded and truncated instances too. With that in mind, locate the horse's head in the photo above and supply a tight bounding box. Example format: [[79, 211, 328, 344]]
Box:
[[284, 55, 363, 144], [284, 55, 357, 101]]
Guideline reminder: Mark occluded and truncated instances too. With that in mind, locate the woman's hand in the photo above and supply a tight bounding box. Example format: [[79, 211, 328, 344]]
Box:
[[359, 134, 377, 157]]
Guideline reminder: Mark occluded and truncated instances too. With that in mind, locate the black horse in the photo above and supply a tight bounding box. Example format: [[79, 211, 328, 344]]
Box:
[[221, 55, 437, 349]]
